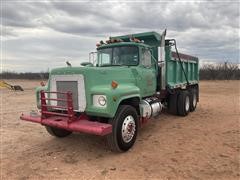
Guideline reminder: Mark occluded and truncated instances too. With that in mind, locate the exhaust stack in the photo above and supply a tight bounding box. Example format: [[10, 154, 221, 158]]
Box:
[[159, 29, 167, 90]]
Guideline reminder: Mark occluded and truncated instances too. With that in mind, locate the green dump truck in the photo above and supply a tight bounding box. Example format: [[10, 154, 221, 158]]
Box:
[[21, 30, 199, 152]]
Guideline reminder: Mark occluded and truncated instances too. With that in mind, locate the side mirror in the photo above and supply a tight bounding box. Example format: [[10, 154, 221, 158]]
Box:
[[80, 62, 93, 67]]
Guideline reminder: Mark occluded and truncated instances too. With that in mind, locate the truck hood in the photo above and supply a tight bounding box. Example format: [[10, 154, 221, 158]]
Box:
[[50, 66, 137, 87]]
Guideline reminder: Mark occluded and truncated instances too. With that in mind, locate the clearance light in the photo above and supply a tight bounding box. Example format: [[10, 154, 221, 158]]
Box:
[[112, 96, 117, 101], [111, 80, 118, 89]]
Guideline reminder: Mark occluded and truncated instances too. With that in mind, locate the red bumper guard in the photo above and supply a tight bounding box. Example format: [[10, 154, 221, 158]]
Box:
[[20, 91, 112, 136]]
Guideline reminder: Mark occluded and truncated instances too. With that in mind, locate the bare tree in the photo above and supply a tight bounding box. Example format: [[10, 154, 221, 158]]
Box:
[[200, 62, 240, 80]]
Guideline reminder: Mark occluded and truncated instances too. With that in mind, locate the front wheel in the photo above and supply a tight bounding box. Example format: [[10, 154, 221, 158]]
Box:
[[107, 105, 138, 152], [45, 126, 72, 138]]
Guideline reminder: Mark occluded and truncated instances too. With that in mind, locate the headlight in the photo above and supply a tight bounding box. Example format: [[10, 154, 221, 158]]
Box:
[[93, 95, 107, 107], [98, 96, 106, 106]]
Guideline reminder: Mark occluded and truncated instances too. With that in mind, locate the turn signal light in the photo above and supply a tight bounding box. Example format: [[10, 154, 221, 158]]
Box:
[[111, 80, 118, 89]]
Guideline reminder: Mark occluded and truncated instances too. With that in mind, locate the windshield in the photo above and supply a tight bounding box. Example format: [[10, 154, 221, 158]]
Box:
[[97, 46, 138, 66]]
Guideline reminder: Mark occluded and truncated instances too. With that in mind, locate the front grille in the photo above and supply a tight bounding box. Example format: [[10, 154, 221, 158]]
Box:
[[56, 81, 79, 110], [50, 75, 86, 112]]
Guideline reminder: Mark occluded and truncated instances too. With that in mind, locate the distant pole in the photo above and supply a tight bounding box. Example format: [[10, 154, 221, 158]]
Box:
[[224, 61, 228, 70], [224, 61, 228, 79]]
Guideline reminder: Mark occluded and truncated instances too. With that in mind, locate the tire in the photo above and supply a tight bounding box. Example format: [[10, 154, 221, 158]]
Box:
[[45, 126, 72, 138], [107, 105, 138, 152], [177, 90, 190, 116], [189, 88, 197, 112], [168, 92, 178, 115]]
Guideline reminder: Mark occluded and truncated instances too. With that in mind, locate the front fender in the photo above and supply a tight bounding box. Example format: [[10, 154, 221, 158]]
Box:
[[86, 84, 141, 118]]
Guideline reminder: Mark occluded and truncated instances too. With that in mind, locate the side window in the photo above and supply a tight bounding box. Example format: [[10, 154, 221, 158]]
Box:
[[141, 48, 152, 68], [102, 54, 110, 64], [99, 53, 110, 65]]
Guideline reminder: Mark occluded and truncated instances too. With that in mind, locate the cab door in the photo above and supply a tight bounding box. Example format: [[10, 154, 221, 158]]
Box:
[[139, 47, 157, 97]]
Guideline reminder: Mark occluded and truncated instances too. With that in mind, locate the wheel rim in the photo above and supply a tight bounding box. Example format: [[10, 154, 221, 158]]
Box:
[[193, 93, 197, 107], [121, 115, 136, 143], [185, 96, 190, 111]]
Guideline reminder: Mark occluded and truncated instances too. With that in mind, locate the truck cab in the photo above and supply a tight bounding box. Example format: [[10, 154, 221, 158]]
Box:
[[97, 42, 157, 97], [21, 31, 199, 152]]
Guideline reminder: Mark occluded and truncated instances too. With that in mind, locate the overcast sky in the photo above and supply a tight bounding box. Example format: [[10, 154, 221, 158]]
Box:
[[1, 0, 239, 72]]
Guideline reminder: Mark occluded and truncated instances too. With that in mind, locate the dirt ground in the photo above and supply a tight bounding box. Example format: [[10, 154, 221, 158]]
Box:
[[0, 80, 239, 180]]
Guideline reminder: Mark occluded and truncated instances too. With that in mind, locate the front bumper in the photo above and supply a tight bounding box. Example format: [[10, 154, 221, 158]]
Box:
[[20, 113, 112, 136], [21, 90, 112, 136]]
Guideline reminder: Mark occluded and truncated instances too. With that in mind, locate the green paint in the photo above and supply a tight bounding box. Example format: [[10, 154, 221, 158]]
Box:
[[35, 31, 199, 118]]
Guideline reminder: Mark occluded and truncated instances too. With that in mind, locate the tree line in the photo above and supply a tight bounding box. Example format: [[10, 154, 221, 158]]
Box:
[[0, 62, 239, 80], [199, 62, 239, 80], [0, 72, 49, 79]]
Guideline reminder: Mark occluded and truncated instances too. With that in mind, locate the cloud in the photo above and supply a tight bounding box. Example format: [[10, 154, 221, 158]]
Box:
[[2, 2, 48, 28], [1, 0, 240, 72]]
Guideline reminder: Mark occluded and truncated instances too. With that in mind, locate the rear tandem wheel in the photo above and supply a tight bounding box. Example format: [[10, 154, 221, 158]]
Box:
[[168, 87, 197, 116], [168, 92, 178, 115], [189, 88, 198, 112], [177, 90, 190, 116]]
